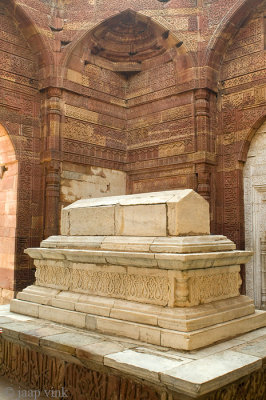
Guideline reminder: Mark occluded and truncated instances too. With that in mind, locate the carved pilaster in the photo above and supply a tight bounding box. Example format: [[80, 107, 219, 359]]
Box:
[[195, 88, 211, 152], [196, 163, 211, 203], [41, 88, 63, 238], [46, 87, 62, 153], [44, 160, 61, 238], [261, 234, 266, 310], [174, 275, 189, 307], [194, 89, 216, 204]]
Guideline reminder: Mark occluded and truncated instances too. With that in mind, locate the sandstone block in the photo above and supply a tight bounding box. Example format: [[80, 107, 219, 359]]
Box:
[[115, 204, 167, 236], [10, 299, 39, 317], [104, 349, 186, 383], [39, 305, 86, 329], [60, 190, 210, 237], [69, 206, 115, 236], [77, 341, 125, 364], [160, 351, 261, 397]]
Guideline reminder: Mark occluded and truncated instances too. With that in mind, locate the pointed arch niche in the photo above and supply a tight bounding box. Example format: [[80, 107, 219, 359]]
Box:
[[0, 124, 18, 304], [64, 10, 193, 95], [61, 10, 195, 194], [243, 120, 266, 309]]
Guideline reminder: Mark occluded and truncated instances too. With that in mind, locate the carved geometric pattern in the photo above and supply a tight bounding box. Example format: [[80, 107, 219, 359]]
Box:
[[35, 261, 170, 306], [188, 271, 241, 304]]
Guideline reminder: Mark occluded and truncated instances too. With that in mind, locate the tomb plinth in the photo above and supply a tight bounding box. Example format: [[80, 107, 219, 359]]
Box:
[[11, 190, 266, 350]]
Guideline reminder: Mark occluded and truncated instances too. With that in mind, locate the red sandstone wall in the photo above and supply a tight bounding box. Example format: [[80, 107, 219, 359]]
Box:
[[0, 1, 42, 296], [217, 2, 266, 247]]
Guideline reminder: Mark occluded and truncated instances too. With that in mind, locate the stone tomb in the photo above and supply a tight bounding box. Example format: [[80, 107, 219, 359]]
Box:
[[11, 190, 266, 350]]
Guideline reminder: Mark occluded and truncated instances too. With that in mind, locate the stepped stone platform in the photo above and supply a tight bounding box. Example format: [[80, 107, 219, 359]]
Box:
[[11, 190, 265, 350], [0, 305, 265, 399], [1, 190, 265, 398]]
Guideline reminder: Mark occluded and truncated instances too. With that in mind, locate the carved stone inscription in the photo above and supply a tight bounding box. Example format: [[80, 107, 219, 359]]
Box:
[[243, 121, 266, 308], [0, 338, 265, 400], [0, 338, 163, 400]]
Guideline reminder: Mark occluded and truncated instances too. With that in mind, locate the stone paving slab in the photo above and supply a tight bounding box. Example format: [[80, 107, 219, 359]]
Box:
[[160, 350, 262, 397], [1, 306, 266, 397]]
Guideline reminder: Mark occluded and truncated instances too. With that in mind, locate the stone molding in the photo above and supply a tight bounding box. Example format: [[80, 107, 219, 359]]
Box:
[[41, 234, 236, 253], [25, 247, 252, 271], [10, 295, 265, 350]]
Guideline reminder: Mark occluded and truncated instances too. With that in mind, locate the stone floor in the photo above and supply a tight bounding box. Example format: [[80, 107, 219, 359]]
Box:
[[0, 306, 47, 400], [0, 304, 265, 399]]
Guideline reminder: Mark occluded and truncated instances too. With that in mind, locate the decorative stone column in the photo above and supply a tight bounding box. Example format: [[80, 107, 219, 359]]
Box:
[[194, 88, 215, 204], [42, 87, 62, 238], [261, 234, 266, 310], [44, 160, 61, 238], [195, 88, 211, 153]]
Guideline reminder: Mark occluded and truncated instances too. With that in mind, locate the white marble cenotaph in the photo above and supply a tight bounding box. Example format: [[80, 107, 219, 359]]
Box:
[[11, 190, 266, 350]]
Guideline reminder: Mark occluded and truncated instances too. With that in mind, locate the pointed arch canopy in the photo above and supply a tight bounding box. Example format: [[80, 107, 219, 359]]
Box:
[[61, 9, 195, 74]]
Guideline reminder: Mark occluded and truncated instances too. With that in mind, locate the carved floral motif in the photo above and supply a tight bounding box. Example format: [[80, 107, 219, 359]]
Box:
[[188, 271, 241, 304], [35, 260, 242, 307], [35, 261, 170, 306]]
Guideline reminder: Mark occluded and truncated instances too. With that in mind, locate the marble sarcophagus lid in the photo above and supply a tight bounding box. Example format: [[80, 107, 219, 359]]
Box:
[[11, 190, 266, 350]]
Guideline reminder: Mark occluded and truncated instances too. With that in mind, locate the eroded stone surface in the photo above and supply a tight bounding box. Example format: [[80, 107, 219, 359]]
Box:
[[61, 190, 210, 237], [12, 190, 265, 352], [160, 351, 262, 396], [0, 306, 266, 399]]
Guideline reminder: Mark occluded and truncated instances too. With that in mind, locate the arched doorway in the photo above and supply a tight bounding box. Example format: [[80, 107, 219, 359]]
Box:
[[243, 120, 266, 309], [0, 124, 18, 304]]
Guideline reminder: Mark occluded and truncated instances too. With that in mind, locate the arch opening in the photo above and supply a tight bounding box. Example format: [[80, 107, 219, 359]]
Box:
[[243, 120, 266, 309], [0, 124, 18, 304]]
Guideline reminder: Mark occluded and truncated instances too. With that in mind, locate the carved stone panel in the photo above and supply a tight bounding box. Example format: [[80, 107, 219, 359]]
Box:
[[34, 260, 241, 307], [243, 121, 266, 309]]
